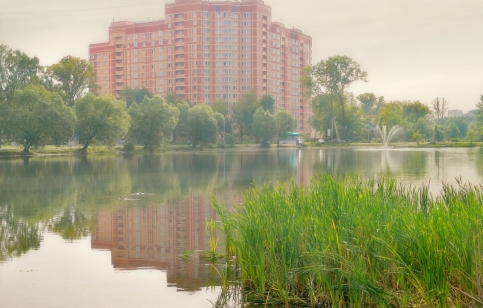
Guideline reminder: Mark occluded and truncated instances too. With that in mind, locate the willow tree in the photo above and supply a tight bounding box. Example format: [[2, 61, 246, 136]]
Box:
[[128, 96, 180, 150], [75, 93, 130, 152], [0, 85, 75, 153]]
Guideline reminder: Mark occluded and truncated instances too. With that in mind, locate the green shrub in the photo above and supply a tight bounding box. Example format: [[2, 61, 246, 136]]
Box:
[[224, 133, 236, 147]]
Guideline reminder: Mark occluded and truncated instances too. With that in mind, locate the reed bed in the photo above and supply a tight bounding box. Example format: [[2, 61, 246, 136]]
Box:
[[212, 175, 483, 307]]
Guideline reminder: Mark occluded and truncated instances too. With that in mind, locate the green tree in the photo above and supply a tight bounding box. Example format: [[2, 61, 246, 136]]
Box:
[[309, 94, 333, 137], [253, 107, 276, 146], [75, 93, 130, 151], [446, 118, 468, 138], [403, 101, 430, 123], [445, 122, 460, 140], [0, 85, 75, 153], [213, 112, 225, 139], [357, 93, 383, 116], [187, 105, 218, 147], [211, 99, 229, 116], [343, 104, 365, 140], [475, 95, 483, 127], [0, 44, 40, 103], [275, 110, 297, 146], [162, 94, 191, 144], [260, 94, 275, 114], [467, 129, 477, 144], [128, 96, 179, 150], [232, 90, 259, 143], [376, 102, 404, 128], [302, 56, 367, 138], [47, 56, 95, 107], [119, 87, 154, 109]]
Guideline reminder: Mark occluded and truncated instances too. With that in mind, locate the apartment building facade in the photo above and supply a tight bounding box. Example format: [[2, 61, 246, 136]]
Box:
[[89, 0, 313, 134]]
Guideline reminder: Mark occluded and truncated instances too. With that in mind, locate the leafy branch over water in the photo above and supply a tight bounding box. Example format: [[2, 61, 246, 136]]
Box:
[[212, 175, 483, 307]]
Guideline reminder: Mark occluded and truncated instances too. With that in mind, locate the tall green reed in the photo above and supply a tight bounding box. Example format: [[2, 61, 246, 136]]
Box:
[[212, 175, 483, 307]]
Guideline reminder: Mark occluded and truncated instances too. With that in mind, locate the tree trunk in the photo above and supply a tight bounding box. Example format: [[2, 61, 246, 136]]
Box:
[[81, 142, 90, 152], [337, 92, 346, 139], [22, 144, 31, 154]]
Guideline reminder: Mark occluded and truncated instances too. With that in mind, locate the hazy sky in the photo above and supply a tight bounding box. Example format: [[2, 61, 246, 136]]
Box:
[[1, 0, 482, 111]]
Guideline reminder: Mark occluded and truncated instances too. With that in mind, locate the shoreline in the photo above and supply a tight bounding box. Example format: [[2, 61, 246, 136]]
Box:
[[0, 141, 480, 158]]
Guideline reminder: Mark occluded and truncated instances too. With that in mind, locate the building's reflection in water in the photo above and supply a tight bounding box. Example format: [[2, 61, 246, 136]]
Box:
[[91, 191, 242, 291]]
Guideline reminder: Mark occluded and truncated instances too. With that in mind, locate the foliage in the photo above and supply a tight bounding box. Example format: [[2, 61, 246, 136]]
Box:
[[357, 93, 384, 116], [434, 125, 444, 142], [0, 85, 75, 153], [402, 101, 430, 123], [224, 133, 236, 147], [186, 105, 218, 147], [467, 129, 477, 144], [211, 99, 229, 116], [474, 95, 483, 131], [376, 102, 404, 128], [119, 87, 153, 109], [275, 110, 297, 145], [375, 101, 432, 142], [445, 118, 468, 138], [75, 93, 130, 151], [260, 94, 275, 114], [0, 44, 40, 103], [252, 107, 276, 145], [444, 122, 460, 139], [214, 175, 483, 307], [46, 56, 95, 107], [304, 56, 367, 134], [213, 112, 225, 139], [128, 95, 179, 150], [309, 94, 333, 136], [232, 91, 259, 142], [164, 93, 191, 144]]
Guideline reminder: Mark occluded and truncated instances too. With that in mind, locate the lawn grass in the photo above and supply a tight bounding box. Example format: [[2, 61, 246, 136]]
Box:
[[212, 175, 483, 307]]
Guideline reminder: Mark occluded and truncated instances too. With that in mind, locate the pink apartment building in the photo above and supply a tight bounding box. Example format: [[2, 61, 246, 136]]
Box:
[[89, 0, 313, 134]]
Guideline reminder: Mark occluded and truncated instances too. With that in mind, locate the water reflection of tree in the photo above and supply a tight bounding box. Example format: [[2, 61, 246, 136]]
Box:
[[471, 148, 483, 178], [0, 158, 78, 220], [47, 203, 94, 241], [310, 149, 429, 179], [0, 205, 42, 261]]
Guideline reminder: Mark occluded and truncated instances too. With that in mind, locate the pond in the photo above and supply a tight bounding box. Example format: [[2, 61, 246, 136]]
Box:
[[0, 147, 482, 307]]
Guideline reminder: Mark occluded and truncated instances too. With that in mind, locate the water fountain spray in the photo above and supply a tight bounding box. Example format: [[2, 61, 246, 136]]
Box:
[[375, 125, 401, 148]]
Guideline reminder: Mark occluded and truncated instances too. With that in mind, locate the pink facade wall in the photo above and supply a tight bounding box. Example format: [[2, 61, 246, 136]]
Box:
[[89, 0, 313, 134]]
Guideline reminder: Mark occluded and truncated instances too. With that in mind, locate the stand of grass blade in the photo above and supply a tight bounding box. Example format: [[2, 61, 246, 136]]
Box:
[[212, 175, 483, 307]]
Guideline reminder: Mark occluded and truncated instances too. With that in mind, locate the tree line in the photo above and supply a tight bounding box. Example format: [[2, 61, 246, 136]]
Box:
[[302, 55, 483, 143], [0, 44, 297, 153]]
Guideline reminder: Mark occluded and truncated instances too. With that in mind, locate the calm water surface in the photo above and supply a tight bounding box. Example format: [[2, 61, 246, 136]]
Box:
[[1, 147, 482, 307]]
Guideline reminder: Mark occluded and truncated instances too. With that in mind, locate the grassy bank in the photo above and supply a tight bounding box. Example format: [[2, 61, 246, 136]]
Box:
[[0, 142, 481, 158], [213, 176, 483, 307]]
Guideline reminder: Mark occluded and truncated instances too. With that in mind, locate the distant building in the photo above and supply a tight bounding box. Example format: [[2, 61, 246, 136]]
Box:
[[88, 0, 313, 134], [463, 110, 478, 118], [448, 109, 463, 118]]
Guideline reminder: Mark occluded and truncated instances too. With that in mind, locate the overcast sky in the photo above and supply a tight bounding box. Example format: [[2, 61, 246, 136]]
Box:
[[1, 0, 482, 111]]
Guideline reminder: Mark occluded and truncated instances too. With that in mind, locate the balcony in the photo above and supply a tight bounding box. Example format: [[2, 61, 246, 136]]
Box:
[[115, 60, 123, 67]]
